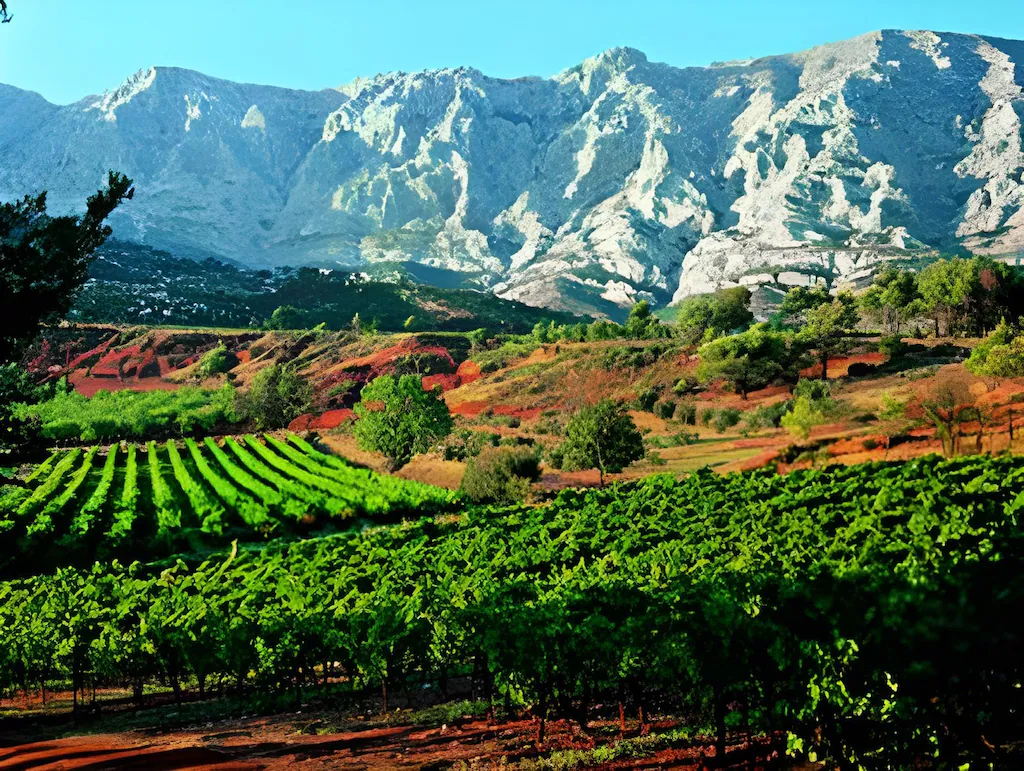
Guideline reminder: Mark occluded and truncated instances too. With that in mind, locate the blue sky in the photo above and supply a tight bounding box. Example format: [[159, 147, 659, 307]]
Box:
[[2, 0, 1023, 104]]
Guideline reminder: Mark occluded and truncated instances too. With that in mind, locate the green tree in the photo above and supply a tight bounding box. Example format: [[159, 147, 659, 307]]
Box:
[[559, 400, 644, 484], [698, 324, 803, 398], [0, 171, 134, 361], [965, 319, 1024, 377], [262, 305, 305, 330], [238, 365, 312, 430], [353, 375, 453, 469], [797, 293, 860, 380], [917, 258, 977, 337], [859, 266, 922, 334], [460, 446, 541, 504], [676, 286, 754, 344], [779, 285, 831, 322], [624, 300, 667, 339]]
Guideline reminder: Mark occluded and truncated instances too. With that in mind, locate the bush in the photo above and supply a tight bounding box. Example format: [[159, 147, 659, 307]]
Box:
[[878, 334, 909, 358], [559, 400, 644, 483], [709, 407, 742, 433], [793, 379, 831, 402], [196, 341, 238, 378], [438, 429, 500, 461], [633, 387, 662, 412], [237, 364, 312, 430], [459, 446, 541, 504], [745, 401, 791, 430], [675, 401, 698, 425], [672, 376, 698, 396], [654, 400, 676, 420]]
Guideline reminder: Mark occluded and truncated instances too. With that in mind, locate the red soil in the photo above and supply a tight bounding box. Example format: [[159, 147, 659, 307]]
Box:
[[67, 370, 180, 398], [422, 360, 482, 392], [288, 409, 356, 432], [449, 401, 544, 420], [0, 715, 786, 771]]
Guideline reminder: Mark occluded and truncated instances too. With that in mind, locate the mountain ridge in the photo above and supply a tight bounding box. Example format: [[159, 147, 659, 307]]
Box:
[[2, 29, 1024, 317]]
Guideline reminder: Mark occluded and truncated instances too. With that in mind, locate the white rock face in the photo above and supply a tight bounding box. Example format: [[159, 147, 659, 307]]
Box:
[[3, 30, 1024, 317]]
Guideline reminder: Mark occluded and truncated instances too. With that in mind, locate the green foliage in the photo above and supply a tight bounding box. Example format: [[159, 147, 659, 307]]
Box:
[[438, 429, 500, 461], [859, 266, 923, 334], [0, 433, 458, 574], [4, 454, 1024, 768], [353, 375, 453, 469], [653, 399, 676, 420], [559, 400, 644, 482], [675, 286, 754, 344], [797, 292, 860, 379], [459, 446, 541, 504], [781, 395, 826, 441], [744, 400, 791, 430], [632, 386, 662, 412], [965, 319, 1024, 377], [698, 324, 804, 397], [877, 333, 909, 358], [0, 362, 55, 456], [624, 300, 670, 339], [471, 339, 540, 373], [701, 407, 742, 433], [195, 341, 237, 378], [237, 364, 312, 430], [779, 284, 831, 320], [0, 171, 133, 360], [675, 401, 697, 425], [13, 384, 241, 442]]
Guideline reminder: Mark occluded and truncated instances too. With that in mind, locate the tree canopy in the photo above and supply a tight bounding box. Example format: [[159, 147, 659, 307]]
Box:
[[698, 324, 804, 398], [353, 375, 453, 469], [797, 292, 860, 380], [0, 172, 134, 361], [559, 399, 644, 484], [675, 286, 754, 344]]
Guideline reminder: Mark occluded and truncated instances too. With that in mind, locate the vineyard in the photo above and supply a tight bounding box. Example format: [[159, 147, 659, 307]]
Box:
[[2, 453, 1024, 767], [0, 433, 459, 575]]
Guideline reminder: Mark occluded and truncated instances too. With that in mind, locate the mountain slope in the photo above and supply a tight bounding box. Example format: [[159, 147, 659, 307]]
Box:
[[2, 30, 1024, 315]]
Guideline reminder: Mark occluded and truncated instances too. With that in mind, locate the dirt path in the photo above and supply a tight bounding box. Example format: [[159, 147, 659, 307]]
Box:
[[0, 712, 792, 770]]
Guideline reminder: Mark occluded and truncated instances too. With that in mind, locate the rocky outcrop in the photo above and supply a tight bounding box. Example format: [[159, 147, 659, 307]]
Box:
[[2, 30, 1024, 317]]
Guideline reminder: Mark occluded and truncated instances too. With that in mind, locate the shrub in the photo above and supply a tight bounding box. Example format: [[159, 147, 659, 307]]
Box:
[[745, 401, 791, 430], [781, 396, 826, 441], [878, 334, 909, 358], [633, 387, 662, 412], [237, 364, 312, 430], [709, 407, 742, 433], [196, 341, 238, 378], [672, 376, 698, 396], [675, 401, 698, 425], [654, 400, 676, 420], [459, 446, 541, 504], [438, 429, 500, 461]]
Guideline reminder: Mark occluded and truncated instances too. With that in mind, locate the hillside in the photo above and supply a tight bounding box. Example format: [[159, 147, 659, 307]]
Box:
[[20, 321, 1023, 487], [71, 241, 585, 330], [3, 31, 1024, 315]]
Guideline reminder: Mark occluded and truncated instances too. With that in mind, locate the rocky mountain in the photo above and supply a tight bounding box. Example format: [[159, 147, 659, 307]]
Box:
[[3, 30, 1024, 317]]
